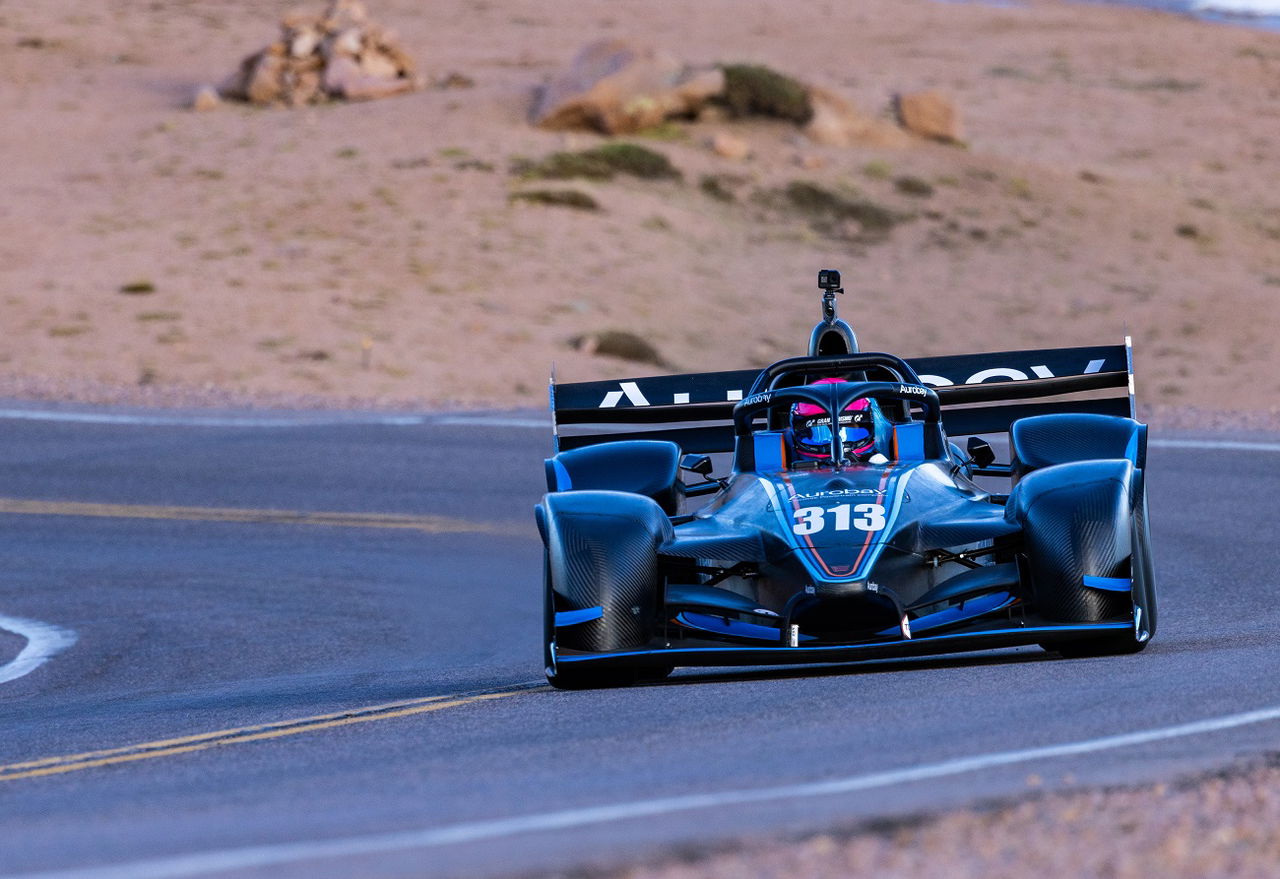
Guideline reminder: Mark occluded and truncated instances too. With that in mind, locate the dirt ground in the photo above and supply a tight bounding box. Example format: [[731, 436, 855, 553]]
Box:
[[602, 756, 1280, 879], [2, 0, 1278, 416]]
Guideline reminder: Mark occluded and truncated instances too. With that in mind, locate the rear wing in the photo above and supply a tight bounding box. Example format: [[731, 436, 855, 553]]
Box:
[[552, 340, 1135, 453]]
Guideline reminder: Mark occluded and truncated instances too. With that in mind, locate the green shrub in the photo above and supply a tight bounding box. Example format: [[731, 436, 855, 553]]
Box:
[[720, 64, 812, 123], [781, 181, 901, 238], [699, 174, 738, 203], [570, 330, 667, 368], [509, 189, 601, 211], [514, 143, 681, 182], [862, 160, 893, 180], [894, 176, 935, 197]]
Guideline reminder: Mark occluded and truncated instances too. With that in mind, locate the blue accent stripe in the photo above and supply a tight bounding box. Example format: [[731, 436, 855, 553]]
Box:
[[676, 612, 792, 642], [1083, 576, 1132, 593], [555, 622, 1134, 663], [555, 606, 603, 627], [877, 592, 1015, 636]]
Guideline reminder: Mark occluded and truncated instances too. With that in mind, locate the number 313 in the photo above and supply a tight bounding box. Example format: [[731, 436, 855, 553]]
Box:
[[792, 503, 886, 535]]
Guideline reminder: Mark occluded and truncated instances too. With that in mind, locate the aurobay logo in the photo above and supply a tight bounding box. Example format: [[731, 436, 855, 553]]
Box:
[[594, 359, 1109, 408]]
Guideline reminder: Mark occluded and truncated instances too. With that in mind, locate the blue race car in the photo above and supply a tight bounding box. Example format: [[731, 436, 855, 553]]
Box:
[[537, 270, 1155, 688]]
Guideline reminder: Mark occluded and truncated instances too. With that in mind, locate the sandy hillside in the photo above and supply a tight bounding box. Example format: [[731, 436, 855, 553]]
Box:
[[1, 0, 1278, 414]]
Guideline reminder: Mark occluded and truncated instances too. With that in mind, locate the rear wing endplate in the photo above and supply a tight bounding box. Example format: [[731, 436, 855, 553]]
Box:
[[552, 340, 1135, 453]]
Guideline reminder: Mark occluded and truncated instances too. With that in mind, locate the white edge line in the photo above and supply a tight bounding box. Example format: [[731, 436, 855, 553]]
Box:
[[434, 417, 550, 429], [10, 703, 1280, 879], [1149, 438, 1280, 453], [0, 615, 78, 686], [0, 410, 427, 428], [0, 410, 555, 429]]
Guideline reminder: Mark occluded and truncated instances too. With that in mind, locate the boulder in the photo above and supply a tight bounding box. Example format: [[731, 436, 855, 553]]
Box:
[[192, 85, 221, 112], [894, 90, 962, 144], [710, 132, 750, 160], [802, 85, 911, 148], [532, 39, 724, 135]]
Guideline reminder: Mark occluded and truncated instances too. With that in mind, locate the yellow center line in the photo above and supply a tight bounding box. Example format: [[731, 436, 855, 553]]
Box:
[[0, 690, 535, 783], [0, 497, 529, 537], [3, 693, 461, 772]]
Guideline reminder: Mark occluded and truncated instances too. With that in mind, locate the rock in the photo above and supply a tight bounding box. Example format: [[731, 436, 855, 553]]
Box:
[[359, 48, 400, 80], [802, 85, 911, 148], [218, 51, 258, 100], [697, 104, 730, 124], [441, 71, 475, 89], [246, 52, 287, 104], [532, 39, 725, 135], [321, 54, 362, 95], [326, 28, 363, 59], [322, 53, 415, 100], [324, 0, 368, 31], [192, 85, 221, 111], [710, 132, 750, 160], [218, 2, 421, 107], [894, 90, 962, 144], [289, 26, 322, 59], [373, 32, 417, 77], [288, 69, 322, 106]]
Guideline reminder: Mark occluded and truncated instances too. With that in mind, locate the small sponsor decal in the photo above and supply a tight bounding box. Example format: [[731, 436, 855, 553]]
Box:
[[793, 488, 882, 500], [898, 384, 928, 397], [740, 392, 773, 408]]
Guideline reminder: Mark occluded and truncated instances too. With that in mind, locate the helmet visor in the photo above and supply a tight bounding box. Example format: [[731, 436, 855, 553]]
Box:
[[796, 417, 872, 456]]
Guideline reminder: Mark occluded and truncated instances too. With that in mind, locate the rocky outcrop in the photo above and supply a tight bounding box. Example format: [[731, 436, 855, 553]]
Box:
[[531, 40, 725, 135], [534, 42, 949, 151], [214, 0, 421, 107]]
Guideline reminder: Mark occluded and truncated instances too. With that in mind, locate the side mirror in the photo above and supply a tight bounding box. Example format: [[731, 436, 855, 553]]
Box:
[[680, 453, 713, 478], [966, 437, 996, 469]]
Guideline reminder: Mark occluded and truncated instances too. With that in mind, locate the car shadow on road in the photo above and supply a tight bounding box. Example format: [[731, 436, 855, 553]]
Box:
[[647, 648, 1062, 688]]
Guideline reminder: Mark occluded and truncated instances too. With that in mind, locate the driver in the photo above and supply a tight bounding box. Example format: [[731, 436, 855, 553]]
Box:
[[790, 378, 886, 464]]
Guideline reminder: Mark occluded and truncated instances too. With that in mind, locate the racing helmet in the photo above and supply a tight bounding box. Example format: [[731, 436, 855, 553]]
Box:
[[790, 378, 879, 462]]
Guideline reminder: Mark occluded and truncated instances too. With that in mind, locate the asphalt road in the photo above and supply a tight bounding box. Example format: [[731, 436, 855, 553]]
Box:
[[1, 404, 1278, 878]]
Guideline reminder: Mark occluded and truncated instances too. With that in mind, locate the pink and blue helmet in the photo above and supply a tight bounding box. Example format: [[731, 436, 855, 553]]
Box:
[[791, 378, 877, 461]]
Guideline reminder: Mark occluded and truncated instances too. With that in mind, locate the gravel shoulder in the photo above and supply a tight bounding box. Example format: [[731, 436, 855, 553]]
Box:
[[590, 757, 1280, 879]]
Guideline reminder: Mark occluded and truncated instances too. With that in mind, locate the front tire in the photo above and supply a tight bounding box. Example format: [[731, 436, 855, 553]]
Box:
[[1052, 488, 1157, 658], [540, 492, 671, 689], [1013, 461, 1153, 657]]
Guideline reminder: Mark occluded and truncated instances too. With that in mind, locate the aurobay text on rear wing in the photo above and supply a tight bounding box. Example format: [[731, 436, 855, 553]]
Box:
[[551, 340, 1135, 453]]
